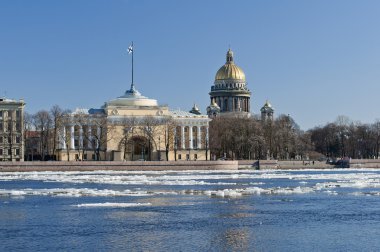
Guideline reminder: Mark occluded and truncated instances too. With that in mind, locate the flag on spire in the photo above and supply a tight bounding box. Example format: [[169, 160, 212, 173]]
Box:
[[127, 45, 133, 54]]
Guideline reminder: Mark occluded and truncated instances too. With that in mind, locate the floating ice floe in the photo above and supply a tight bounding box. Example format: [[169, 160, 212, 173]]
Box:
[[2, 169, 380, 199], [74, 202, 152, 208]]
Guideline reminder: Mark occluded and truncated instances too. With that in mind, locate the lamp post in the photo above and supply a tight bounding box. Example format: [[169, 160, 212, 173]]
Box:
[[174, 136, 178, 161], [158, 136, 161, 161], [141, 144, 144, 161]]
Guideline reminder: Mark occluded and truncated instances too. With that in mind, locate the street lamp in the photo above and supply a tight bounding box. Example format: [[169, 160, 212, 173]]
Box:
[[158, 136, 161, 161], [174, 135, 178, 161]]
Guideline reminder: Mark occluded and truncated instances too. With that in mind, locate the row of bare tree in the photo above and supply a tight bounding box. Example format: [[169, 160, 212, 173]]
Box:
[[24, 105, 70, 161], [209, 114, 312, 160], [209, 114, 380, 160], [309, 115, 380, 159]]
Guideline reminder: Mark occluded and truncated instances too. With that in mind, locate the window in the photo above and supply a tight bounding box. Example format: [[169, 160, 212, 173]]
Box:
[[0, 111, 2, 118], [16, 110, 21, 118], [8, 110, 13, 119], [75, 154, 79, 161], [16, 149, 20, 155], [16, 136, 20, 143], [178, 154, 181, 160], [186, 154, 189, 160], [0, 149, 2, 155], [16, 122, 21, 131], [92, 154, 96, 160], [194, 154, 198, 160], [8, 149, 11, 155], [0, 137, 2, 143], [8, 137, 11, 144], [84, 154, 87, 160]]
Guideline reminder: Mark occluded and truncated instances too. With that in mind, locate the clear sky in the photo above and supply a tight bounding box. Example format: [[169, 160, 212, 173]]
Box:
[[1, 0, 380, 130]]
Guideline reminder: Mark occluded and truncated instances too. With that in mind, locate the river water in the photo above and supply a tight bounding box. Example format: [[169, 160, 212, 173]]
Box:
[[1, 169, 380, 251]]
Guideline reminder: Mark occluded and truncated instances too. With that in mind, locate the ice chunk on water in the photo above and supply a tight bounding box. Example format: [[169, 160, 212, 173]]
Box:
[[74, 202, 152, 208]]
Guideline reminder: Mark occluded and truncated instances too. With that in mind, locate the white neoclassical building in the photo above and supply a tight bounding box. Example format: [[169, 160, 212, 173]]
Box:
[[56, 84, 210, 161]]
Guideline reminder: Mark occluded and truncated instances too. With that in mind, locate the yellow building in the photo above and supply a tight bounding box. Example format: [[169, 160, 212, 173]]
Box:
[[57, 84, 210, 161]]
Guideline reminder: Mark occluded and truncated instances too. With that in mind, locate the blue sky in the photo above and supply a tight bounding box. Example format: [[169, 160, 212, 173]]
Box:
[[1, 0, 380, 130]]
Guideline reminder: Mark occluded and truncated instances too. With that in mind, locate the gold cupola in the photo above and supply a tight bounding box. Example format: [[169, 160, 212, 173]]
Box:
[[215, 49, 246, 81]]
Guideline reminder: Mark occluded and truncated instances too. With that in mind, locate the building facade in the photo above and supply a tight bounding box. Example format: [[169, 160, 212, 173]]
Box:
[[56, 84, 211, 161], [0, 97, 25, 161], [207, 49, 251, 118]]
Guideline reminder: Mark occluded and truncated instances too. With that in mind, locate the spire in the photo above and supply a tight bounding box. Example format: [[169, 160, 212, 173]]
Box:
[[226, 48, 234, 63]]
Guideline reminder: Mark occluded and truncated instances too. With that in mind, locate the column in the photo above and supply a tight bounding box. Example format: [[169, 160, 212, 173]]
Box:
[[189, 126, 193, 150], [70, 125, 75, 149], [79, 126, 83, 149], [96, 126, 101, 149], [181, 126, 185, 149], [197, 126, 201, 149], [62, 127, 66, 150], [206, 126, 209, 147], [87, 126, 92, 149]]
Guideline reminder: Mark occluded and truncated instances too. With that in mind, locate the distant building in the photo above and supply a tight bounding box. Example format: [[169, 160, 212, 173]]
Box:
[[56, 84, 211, 161], [0, 97, 25, 161], [207, 49, 251, 118], [260, 100, 274, 122]]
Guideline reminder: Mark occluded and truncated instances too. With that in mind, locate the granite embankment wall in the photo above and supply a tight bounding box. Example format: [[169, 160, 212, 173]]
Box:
[[350, 159, 380, 168], [238, 160, 335, 169], [0, 160, 239, 172]]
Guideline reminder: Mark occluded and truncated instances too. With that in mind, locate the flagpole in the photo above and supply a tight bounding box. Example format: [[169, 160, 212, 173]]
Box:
[[131, 41, 134, 85]]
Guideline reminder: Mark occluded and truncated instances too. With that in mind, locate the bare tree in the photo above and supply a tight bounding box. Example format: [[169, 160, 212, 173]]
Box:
[[140, 116, 163, 161], [50, 105, 63, 160], [91, 114, 115, 161], [55, 110, 72, 161], [118, 116, 138, 160], [33, 110, 52, 160], [161, 116, 176, 161]]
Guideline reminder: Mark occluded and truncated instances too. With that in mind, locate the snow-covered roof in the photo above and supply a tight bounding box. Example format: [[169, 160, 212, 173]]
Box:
[[170, 109, 208, 118]]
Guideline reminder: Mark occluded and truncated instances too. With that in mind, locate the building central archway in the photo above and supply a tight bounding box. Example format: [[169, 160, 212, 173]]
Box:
[[119, 135, 151, 161]]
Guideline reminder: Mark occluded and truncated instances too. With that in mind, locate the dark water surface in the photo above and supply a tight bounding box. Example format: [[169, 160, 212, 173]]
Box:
[[1, 169, 380, 251]]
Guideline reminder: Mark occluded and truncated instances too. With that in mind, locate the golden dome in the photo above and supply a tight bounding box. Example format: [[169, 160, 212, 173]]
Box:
[[215, 49, 246, 81]]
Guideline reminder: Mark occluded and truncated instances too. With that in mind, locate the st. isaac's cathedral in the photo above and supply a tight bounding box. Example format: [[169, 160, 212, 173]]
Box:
[[207, 48, 274, 121], [56, 48, 274, 161]]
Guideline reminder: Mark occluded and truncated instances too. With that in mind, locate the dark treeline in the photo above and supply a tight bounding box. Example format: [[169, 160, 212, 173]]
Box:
[[210, 114, 380, 160], [209, 114, 312, 160], [310, 115, 380, 159]]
